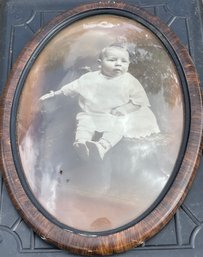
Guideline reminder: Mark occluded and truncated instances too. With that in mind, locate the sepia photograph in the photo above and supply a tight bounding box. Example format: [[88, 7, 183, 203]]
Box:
[[17, 14, 184, 232]]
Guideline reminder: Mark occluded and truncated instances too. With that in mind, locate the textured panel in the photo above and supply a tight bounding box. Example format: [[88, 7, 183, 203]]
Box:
[[0, 0, 202, 256]]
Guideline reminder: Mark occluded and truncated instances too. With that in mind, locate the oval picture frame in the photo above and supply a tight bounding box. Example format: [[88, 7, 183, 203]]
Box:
[[0, 2, 202, 255]]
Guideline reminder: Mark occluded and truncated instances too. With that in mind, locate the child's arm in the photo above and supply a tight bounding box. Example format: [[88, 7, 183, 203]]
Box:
[[39, 89, 63, 101], [39, 75, 82, 102], [111, 101, 141, 116]]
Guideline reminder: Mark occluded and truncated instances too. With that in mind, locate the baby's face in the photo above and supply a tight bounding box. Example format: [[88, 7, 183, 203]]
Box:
[[100, 47, 130, 77]]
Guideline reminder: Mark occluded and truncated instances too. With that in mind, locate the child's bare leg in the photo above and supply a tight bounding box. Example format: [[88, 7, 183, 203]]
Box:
[[86, 131, 123, 160], [102, 131, 123, 147], [74, 128, 95, 160], [75, 128, 95, 143]]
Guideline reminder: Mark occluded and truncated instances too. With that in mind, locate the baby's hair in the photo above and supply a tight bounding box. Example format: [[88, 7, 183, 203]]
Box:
[[99, 44, 130, 60]]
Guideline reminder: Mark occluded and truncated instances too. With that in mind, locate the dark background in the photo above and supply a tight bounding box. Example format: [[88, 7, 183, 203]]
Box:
[[0, 0, 203, 256]]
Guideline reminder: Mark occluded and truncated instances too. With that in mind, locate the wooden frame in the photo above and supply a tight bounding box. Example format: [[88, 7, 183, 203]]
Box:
[[0, 2, 202, 255]]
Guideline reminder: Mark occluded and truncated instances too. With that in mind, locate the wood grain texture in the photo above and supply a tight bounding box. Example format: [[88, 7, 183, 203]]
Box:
[[0, 2, 202, 255]]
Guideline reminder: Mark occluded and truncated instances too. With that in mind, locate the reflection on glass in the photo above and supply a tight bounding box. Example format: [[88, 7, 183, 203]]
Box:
[[17, 15, 184, 232]]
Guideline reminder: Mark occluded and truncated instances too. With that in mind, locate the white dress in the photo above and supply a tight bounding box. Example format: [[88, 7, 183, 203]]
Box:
[[60, 71, 160, 139]]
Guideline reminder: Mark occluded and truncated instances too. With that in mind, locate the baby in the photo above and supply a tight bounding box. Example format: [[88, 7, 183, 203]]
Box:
[[40, 45, 160, 160]]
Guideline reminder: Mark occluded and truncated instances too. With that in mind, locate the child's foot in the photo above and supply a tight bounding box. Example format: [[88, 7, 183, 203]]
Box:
[[86, 141, 107, 161], [73, 142, 89, 161]]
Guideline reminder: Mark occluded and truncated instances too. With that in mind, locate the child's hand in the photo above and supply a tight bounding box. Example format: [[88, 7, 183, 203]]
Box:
[[111, 103, 141, 116], [111, 106, 126, 116], [39, 91, 55, 101]]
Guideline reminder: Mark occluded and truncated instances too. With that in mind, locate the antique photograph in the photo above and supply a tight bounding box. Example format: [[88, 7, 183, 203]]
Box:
[[17, 14, 184, 232]]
